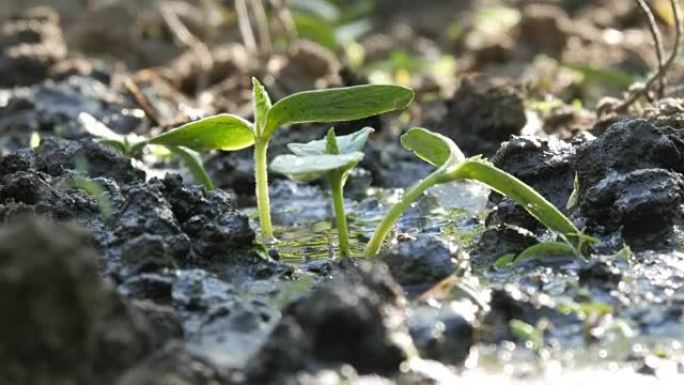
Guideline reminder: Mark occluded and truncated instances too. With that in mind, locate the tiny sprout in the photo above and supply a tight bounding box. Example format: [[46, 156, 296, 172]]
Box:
[[364, 127, 584, 258], [148, 78, 414, 240], [270, 127, 373, 256], [80, 112, 215, 189]]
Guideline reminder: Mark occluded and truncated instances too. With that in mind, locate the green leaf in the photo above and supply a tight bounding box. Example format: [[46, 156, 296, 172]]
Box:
[[264, 84, 414, 137], [400, 127, 465, 170], [449, 157, 582, 251], [562, 63, 635, 89], [509, 319, 543, 351], [166, 145, 215, 190], [325, 127, 340, 154], [293, 14, 338, 49], [290, 0, 340, 21], [149, 114, 255, 152], [494, 253, 516, 269], [514, 242, 576, 266], [252, 77, 272, 136], [270, 152, 364, 182], [566, 172, 579, 210], [289, 126, 374, 155]]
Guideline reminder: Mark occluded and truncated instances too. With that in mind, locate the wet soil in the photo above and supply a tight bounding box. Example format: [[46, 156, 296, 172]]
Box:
[[2, 1, 684, 384]]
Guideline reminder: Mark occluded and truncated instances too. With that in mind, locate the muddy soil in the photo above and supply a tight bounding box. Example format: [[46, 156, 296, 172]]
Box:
[[2, 1, 684, 384]]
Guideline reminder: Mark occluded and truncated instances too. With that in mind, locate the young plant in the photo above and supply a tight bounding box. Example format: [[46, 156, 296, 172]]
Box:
[[364, 127, 583, 257], [148, 78, 414, 240], [80, 112, 215, 189], [270, 127, 373, 256]]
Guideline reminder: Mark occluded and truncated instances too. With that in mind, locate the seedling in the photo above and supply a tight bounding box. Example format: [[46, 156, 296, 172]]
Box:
[[80, 112, 215, 189], [148, 78, 414, 240], [364, 127, 584, 257], [270, 127, 373, 256]]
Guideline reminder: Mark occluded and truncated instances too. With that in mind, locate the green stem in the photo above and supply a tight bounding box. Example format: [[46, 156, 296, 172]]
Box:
[[451, 159, 580, 248], [364, 172, 441, 257], [254, 138, 274, 240], [329, 176, 351, 257]]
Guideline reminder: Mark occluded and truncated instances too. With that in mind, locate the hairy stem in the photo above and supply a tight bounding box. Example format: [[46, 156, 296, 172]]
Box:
[[254, 139, 274, 240], [329, 176, 351, 257], [364, 173, 440, 257]]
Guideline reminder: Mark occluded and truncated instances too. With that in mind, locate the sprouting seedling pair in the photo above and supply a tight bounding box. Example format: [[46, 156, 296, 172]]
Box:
[[270, 127, 373, 256], [363, 127, 587, 258], [147, 78, 414, 240]]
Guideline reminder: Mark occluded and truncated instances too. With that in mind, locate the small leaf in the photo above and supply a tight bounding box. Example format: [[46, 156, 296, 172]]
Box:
[[252, 77, 272, 136], [264, 84, 414, 137], [400, 127, 465, 170], [270, 152, 364, 182], [494, 253, 516, 269], [325, 128, 340, 154], [289, 126, 374, 156], [149, 114, 255, 152], [509, 319, 543, 351], [167, 146, 215, 190], [514, 242, 576, 266], [566, 172, 580, 210], [80, 112, 124, 142]]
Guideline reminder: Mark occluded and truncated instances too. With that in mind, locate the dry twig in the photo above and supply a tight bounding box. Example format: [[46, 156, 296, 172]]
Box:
[[616, 0, 683, 112], [159, 1, 214, 94], [636, 0, 666, 96]]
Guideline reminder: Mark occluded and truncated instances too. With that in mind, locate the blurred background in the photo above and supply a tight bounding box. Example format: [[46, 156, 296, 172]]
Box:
[[3, 0, 683, 146]]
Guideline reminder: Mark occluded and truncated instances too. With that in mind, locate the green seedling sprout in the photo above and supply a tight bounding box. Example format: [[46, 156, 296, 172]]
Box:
[[270, 127, 373, 256], [364, 127, 583, 257], [148, 78, 414, 241], [80, 112, 215, 189]]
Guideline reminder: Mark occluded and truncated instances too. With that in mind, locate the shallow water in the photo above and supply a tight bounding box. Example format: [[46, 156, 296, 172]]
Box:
[[251, 178, 684, 381]]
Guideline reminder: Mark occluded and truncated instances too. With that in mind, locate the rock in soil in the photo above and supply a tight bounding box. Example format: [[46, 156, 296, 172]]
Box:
[[439, 76, 527, 157], [246, 261, 414, 384], [575, 119, 681, 200], [380, 234, 460, 287], [0, 7, 67, 87], [579, 168, 684, 250], [409, 302, 476, 364], [0, 76, 148, 153], [0, 217, 151, 385]]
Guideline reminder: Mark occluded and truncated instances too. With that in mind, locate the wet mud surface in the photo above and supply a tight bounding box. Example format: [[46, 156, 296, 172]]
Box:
[[2, 1, 684, 384]]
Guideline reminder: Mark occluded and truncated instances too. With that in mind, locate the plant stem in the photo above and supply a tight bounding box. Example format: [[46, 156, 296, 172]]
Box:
[[329, 176, 351, 257], [254, 138, 274, 240], [451, 159, 581, 248], [364, 173, 440, 257]]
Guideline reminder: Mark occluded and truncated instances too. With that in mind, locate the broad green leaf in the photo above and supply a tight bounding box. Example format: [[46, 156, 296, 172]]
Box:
[[514, 242, 575, 266], [288, 126, 374, 156], [252, 77, 272, 136], [166, 145, 215, 190], [149, 114, 255, 152], [400, 127, 465, 170], [264, 85, 414, 137], [270, 152, 364, 182]]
